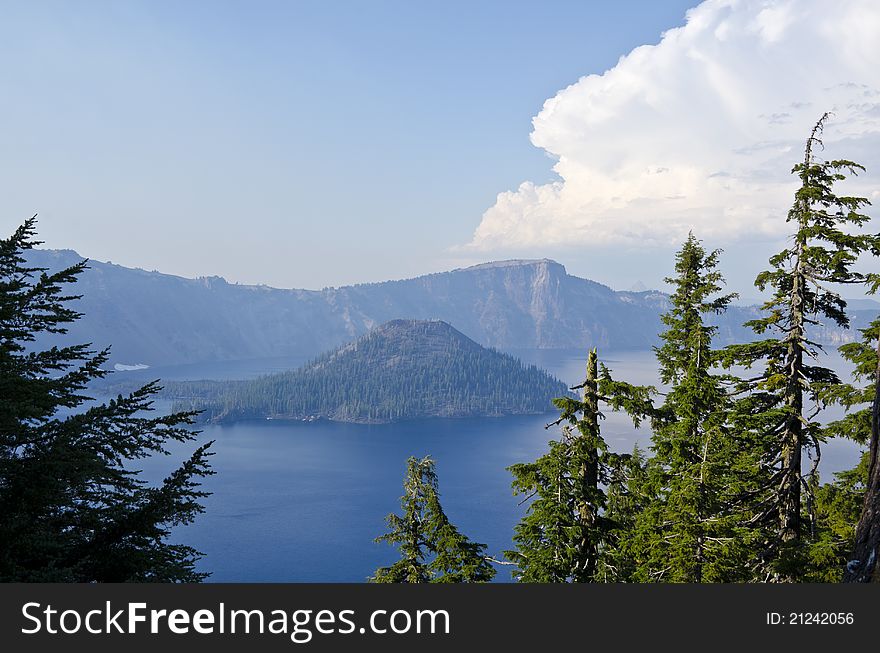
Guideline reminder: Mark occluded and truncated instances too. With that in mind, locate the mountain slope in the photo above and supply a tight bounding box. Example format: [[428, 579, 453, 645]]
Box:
[[169, 320, 570, 423], [24, 249, 877, 366]]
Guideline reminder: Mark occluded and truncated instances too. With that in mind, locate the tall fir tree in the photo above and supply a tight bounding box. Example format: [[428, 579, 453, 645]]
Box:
[[371, 455, 495, 583], [723, 114, 880, 580], [506, 349, 651, 582], [0, 218, 214, 581], [627, 235, 756, 582]]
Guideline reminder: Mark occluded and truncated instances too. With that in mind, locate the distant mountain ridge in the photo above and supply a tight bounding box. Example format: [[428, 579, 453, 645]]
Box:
[[25, 249, 878, 367], [169, 319, 570, 423]]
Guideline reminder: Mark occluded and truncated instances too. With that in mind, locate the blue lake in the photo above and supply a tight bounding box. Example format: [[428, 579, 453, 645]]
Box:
[[132, 349, 862, 582]]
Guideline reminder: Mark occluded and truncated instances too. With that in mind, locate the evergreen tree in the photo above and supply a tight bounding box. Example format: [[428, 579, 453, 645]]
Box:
[[723, 114, 880, 580], [601, 444, 650, 582], [629, 235, 755, 582], [371, 455, 495, 583], [506, 349, 651, 582], [807, 455, 867, 582], [834, 317, 880, 581], [0, 218, 214, 582]]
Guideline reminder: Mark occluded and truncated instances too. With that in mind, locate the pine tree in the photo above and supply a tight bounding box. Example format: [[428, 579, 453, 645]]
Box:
[[371, 455, 495, 583], [807, 456, 867, 582], [506, 349, 651, 582], [627, 235, 757, 581], [723, 114, 880, 580], [0, 218, 214, 582], [835, 317, 880, 581], [601, 444, 650, 582]]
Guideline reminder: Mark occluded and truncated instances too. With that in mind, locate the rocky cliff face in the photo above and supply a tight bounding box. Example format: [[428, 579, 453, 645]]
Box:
[[25, 249, 878, 366]]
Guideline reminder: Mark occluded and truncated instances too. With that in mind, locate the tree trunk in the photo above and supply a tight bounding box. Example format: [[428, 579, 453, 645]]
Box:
[[780, 251, 805, 548], [780, 372, 803, 543], [843, 331, 880, 582], [575, 348, 600, 580]]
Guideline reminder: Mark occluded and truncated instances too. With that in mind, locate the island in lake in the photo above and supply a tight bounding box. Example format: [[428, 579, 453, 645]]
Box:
[[168, 319, 570, 423]]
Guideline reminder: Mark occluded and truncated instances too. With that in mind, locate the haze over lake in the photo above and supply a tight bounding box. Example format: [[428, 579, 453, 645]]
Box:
[[131, 348, 862, 582]]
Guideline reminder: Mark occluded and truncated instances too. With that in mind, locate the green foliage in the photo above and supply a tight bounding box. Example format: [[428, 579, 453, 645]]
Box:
[[812, 318, 879, 581], [506, 349, 652, 582], [804, 454, 868, 582], [371, 456, 495, 583], [601, 445, 650, 581], [823, 318, 880, 445], [0, 218, 214, 582], [622, 234, 757, 582], [721, 115, 879, 580], [169, 320, 569, 423]]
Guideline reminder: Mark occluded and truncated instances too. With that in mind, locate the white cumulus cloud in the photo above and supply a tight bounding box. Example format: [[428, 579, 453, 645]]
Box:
[[466, 0, 880, 251]]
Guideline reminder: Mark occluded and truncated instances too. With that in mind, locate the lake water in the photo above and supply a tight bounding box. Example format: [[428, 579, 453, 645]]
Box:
[[131, 348, 863, 582]]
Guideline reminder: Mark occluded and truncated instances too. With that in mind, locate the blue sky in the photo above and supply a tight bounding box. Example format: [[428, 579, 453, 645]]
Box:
[[1, 0, 877, 297]]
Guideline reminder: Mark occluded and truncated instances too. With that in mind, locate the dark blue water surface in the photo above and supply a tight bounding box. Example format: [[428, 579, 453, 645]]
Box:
[[132, 349, 861, 582]]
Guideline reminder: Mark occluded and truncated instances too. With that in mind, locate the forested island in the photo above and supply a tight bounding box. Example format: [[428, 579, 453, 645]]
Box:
[[167, 319, 569, 423]]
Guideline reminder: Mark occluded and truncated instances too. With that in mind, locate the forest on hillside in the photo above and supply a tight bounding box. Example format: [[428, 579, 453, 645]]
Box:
[[167, 321, 570, 423]]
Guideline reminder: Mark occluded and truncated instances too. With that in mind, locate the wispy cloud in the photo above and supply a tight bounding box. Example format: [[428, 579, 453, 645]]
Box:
[[465, 0, 880, 251]]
